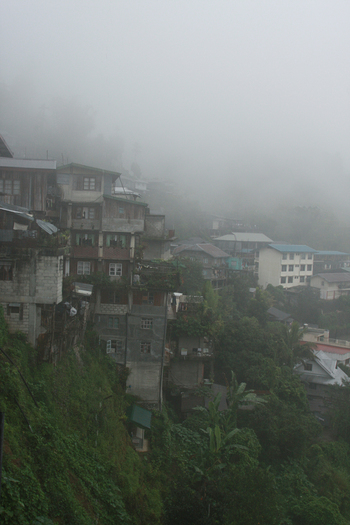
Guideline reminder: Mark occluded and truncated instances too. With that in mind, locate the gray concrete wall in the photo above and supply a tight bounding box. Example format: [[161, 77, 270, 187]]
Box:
[[169, 359, 204, 388]]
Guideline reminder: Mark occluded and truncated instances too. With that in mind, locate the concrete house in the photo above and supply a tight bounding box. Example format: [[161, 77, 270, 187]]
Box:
[[173, 243, 229, 289], [56, 163, 178, 409], [294, 350, 348, 421], [313, 251, 350, 274], [0, 203, 64, 346], [214, 232, 273, 273], [258, 244, 316, 289], [310, 272, 350, 300]]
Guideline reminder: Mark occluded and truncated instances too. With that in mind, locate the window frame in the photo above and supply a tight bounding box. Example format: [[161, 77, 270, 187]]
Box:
[[141, 318, 153, 329], [140, 341, 151, 353], [109, 263, 122, 277], [77, 261, 91, 275]]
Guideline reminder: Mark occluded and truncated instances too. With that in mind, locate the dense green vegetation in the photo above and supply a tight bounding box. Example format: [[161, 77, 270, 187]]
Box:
[[3, 273, 350, 523]]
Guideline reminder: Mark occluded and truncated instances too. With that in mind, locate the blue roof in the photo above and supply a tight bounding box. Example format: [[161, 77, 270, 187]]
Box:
[[269, 244, 316, 253]]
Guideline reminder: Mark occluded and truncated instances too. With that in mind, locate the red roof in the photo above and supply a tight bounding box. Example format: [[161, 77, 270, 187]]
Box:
[[315, 343, 350, 355]]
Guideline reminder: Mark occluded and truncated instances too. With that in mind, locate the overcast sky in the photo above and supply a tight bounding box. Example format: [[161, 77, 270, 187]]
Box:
[[2, 1, 350, 216]]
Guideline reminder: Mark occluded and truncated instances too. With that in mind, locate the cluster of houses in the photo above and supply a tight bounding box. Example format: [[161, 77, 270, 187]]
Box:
[[2, 134, 350, 434], [0, 136, 216, 419]]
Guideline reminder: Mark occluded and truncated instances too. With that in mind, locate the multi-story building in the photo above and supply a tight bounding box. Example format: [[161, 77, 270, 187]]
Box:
[[56, 162, 177, 409], [258, 244, 316, 289], [313, 251, 350, 274], [213, 232, 273, 274], [173, 243, 229, 289]]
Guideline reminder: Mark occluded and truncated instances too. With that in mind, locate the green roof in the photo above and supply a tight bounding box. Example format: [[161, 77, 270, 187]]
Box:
[[127, 404, 152, 429]]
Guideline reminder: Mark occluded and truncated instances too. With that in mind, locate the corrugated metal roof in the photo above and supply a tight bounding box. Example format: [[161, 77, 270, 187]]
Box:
[[0, 158, 56, 170], [214, 232, 273, 243], [0, 201, 34, 221], [104, 194, 148, 207], [36, 220, 59, 235], [0, 134, 14, 158], [315, 251, 349, 256], [73, 282, 93, 296], [127, 404, 152, 429], [58, 163, 121, 177], [312, 272, 350, 283], [269, 244, 316, 253], [173, 243, 229, 258]]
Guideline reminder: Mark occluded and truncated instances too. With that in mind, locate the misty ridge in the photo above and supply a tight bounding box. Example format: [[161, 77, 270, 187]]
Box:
[[2, 1, 350, 249], [1, 81, 348, 254]]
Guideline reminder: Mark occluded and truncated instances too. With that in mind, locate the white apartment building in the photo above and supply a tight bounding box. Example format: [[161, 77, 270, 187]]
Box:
[[258, 244, 316, 289]]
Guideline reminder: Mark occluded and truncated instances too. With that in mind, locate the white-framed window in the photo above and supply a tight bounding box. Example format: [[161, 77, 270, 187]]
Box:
[[288, 276, 293, 283], [307, 265, 312, 272], [281, 277, 286, 284], [300, 276, 305, 283], [308, 253, 313, 260], [108, 317, 119, 329], [289, 265, 294, 271], [289, 253, 294, 260], [140, 341, 151, 353], [300, 264, 305, 271], [107, 339, 123, 354], [77, 261, 91, 275], [301, 253, 306, 259], [109, 263, 122, 276], [141, 318, 153, 329], [282, 254, 287, 260], [83, 177, 96, 190], [281, 265, 287, 272]]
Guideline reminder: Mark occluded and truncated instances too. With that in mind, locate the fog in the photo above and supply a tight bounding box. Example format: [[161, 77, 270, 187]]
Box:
[[2, 1, 350, 219]]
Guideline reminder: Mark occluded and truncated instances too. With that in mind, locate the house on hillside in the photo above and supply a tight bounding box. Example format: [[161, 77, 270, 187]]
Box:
[[294, 350, 348, 422], [258, 244, 316, 289], [173, 243, 229, 289], [0, 203, 64, 347], [267, 307, 293, 324], [213, 232, 273, 274], [310, 272, 350, 300], [56, 163, 178, 409]]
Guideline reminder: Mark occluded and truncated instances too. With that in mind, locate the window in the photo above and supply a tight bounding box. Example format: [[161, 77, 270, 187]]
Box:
[[109, 263, 122, 276], [141, 318, 153, 329], [140, 341, 151, 353], [7, 303, 23, 319], [281, 277, 286, 284], [0, 263, 13, 280], [77, 261, 91, 275], [281, 265, 287, 272], [76, 233, 95, 246], [107, 339, 123, 354], [301, 253, 306, 259], [289, 265, 294, 271], [203, 258, 209, 264], [300, 264, 305, 271], [76, 207, 96, 219], [108, 317, 119, 329], [288, 276, 293, 283], [300, 276, 305, 283], [119, 206, 124, 216], [101, 289, 128, 304], [106, 234, 127, 248], [282, 253, 287, 260], [0, 180, 20, 195], [83, 177, 96, 190], [304, 363, 312, 371], [307, 265, 312, 271], [289, 253, 294, 260], [308, 253, 313, 260]]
